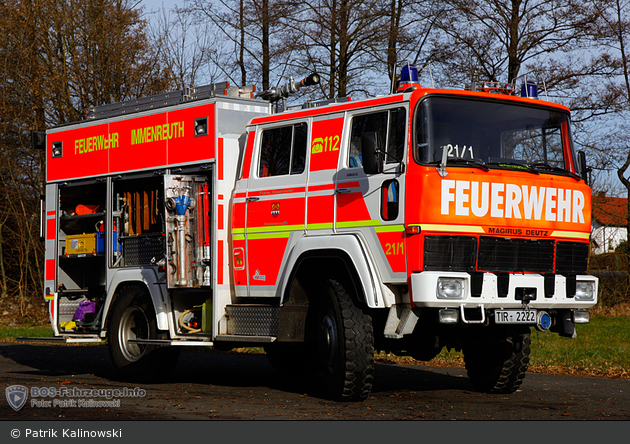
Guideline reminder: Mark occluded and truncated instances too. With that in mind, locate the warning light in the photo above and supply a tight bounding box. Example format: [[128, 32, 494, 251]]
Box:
[[52, 141, 63, 158], [397, 62, 420, 92], [195, 117, 208, 137], [521, 80, 538, 99], [400, 63, 419, 83]]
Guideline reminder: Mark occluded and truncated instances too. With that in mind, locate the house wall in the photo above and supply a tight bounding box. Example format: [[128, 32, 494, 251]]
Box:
[[591, 221, 628, 254]]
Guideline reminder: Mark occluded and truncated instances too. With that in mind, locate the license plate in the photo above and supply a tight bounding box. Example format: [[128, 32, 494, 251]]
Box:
[[495, 309, 537, 324]]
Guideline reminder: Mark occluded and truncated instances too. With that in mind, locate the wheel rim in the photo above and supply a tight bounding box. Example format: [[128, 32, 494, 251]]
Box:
[[118, 306, 149, 362], [318, 310, 340, 373]]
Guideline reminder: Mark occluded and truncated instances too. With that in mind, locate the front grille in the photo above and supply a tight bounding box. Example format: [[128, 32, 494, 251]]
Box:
[[423, 236, 477, 272], [478, 237, 555, 273], [423, 235, 563, 273], [556, 241, 589, 274]]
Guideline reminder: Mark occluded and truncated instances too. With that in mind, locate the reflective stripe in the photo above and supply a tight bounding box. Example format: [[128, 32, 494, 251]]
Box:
[[337, 220, 381, 229], [307, 222, 333, 230], [415, 224, 590, 239], [374, 225, 405, 233], [247, 224, 303, 234], [420, 224, 485, 233], [550, 231, 590, 240], [248, 232, 291, 240], [238, 222, 405, 235]]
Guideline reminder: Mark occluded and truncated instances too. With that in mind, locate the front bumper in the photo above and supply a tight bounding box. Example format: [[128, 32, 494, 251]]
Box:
[[410, 271, 598, 309]]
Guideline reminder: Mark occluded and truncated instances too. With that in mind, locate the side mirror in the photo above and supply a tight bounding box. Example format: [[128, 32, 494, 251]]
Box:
[[362, 132, 383, 175], [577, 150, 590, 184]]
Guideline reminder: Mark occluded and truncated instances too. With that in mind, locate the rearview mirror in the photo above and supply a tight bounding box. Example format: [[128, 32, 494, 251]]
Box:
[[362, 132, 383, 175], [577, 151, 590, 184]]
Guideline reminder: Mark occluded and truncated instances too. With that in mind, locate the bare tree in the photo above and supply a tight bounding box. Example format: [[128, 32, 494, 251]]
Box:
[[184, 0, 294, 90], [283, 0, 385, 99], [36, 0, 173, 124], [429, 0, 598, 86], [151, 5, 228, 89], [373, 0, 442, 93], [589, 0, 630, 246], [0, 0, 172, 320]]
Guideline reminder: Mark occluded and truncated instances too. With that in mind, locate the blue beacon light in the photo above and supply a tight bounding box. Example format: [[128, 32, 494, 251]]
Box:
[[520, 80, 538, 99], [397, 63, 420, 92]]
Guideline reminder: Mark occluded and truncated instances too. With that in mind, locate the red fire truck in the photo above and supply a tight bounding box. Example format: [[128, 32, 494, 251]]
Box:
[[31, 66, 597, 401]]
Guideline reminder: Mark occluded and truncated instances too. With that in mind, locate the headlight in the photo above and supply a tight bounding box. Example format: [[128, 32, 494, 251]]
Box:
[[573, 310, 590, 324], [575, 281, 595, 301], [438, 309, 459, 324], [437, 278, 465, 299]]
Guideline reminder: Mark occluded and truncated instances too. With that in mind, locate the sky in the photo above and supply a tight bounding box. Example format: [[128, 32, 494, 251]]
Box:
[[140, 0, 180, 14]]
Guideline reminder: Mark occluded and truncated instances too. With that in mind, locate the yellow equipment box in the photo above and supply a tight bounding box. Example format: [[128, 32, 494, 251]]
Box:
[[65, 233, 97, 256]]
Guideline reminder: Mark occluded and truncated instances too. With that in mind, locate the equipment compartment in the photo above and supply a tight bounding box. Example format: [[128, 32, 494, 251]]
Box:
[[56, 181, 107, 332], [164, 175, 212, 289], [112, 175, 165, 267]]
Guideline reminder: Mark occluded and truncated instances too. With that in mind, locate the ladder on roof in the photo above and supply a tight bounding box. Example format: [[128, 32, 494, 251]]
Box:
[[87, 83, 257, 120]]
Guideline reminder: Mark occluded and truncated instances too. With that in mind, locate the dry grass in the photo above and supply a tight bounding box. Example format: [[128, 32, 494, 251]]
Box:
[[590, 302, 630, 317]]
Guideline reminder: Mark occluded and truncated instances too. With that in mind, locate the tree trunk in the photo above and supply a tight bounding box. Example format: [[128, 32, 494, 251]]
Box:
[[261, 0, 270, 91]]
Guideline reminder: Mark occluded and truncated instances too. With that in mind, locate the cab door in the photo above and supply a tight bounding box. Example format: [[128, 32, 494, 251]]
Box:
[[305, 114, 344, 234], [244, 122, 308, 297], [335, 106, 408, 281]]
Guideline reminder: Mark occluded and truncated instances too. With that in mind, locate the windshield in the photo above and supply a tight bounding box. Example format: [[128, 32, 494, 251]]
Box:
[[414, 96, 578, 173]]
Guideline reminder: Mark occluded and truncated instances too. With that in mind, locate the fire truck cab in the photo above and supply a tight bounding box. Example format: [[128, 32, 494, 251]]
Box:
[[34, 67, 597, 401]]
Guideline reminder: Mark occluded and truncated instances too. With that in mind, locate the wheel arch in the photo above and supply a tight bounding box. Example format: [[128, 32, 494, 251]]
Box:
[[276, 238, 381, 343], [280, 234, 387, 309], [102, 269, 168, 333], [286, 250, 366, 306]]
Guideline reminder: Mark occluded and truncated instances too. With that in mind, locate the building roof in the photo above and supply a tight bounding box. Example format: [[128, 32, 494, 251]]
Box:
[[592, 194, 628, 227]]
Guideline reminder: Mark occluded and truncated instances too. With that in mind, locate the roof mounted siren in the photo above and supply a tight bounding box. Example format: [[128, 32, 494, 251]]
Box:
[[521, 80, 538, 99], [397, 62, 421, 93], [258, 73, 320, 111]]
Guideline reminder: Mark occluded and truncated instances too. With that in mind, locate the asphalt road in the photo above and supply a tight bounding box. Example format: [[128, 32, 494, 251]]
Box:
[[1, 342, 628, 421]]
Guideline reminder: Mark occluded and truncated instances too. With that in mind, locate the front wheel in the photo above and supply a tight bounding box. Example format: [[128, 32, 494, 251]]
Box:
[[463, 327, 531, 394], [315, 279, 374, 401], [107, 286, 178, 381]]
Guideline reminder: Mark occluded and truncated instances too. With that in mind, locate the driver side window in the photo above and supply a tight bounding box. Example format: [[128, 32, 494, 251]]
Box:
[[348, 108, 406, 168]]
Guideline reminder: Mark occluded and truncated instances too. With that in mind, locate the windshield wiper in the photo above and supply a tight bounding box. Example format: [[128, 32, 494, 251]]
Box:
[[447, 157, 490, 171], [529, 163, 581, 181], [486, 161, 540, 175]]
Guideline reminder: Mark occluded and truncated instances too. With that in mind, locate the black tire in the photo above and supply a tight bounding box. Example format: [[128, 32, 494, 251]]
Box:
[[107, 285, 179, 381], [315, 279, 374, 401], [463, 328, 531, 394]]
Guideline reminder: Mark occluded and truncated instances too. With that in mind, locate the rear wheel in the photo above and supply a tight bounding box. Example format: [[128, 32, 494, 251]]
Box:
[[315, 279, 374, 401], [107, 286, 179, 381], [463, 327, 531, 394]]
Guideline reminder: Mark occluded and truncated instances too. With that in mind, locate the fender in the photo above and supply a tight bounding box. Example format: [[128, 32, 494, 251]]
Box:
[[279, 233, 393, 308], [101, 268, 169, 332]]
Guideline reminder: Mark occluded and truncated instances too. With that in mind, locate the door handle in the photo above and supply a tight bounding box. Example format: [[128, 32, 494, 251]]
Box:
[[246, 197, 260, 202], [335, 188, 353, 194]]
